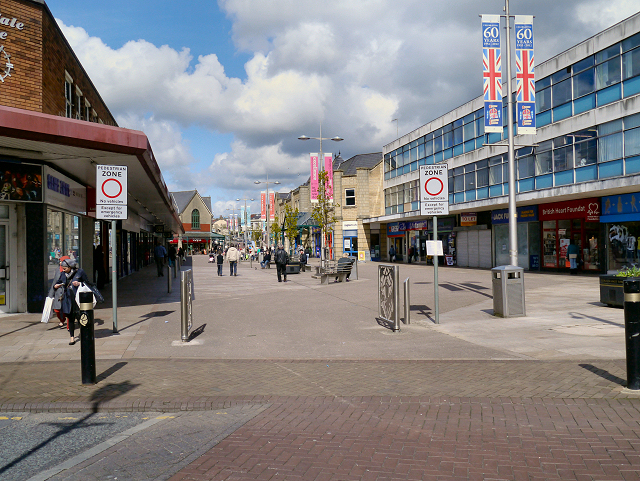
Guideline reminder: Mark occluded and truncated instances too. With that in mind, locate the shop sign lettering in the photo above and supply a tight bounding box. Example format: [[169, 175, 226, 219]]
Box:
[[47, 174, 70, 197]]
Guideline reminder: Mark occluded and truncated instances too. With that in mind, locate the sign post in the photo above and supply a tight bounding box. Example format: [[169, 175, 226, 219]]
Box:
[[96, 165, 128, 333], [420, 165, 449, 324]]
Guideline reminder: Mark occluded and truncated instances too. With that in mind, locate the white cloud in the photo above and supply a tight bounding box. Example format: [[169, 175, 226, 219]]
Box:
[[57, 0, 639, 206]]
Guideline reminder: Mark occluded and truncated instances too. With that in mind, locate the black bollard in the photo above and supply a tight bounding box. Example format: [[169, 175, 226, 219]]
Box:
[[78, 291, 96, 385], [623, 279, 640, 390]]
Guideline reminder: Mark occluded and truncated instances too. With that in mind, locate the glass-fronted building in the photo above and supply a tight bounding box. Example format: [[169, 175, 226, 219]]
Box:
[[366, 13, 640, 274]]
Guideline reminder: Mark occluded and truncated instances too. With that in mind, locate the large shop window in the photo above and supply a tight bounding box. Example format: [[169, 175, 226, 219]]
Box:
[[46, 209, 80, 286], [608, 222, 640, 272]]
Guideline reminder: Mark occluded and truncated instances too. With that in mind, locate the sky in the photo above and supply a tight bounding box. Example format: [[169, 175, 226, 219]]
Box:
[[45, 0, 640, 217]]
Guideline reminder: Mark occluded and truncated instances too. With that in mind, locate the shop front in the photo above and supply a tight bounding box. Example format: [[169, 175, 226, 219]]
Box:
[[342, 221, 358, 257], [601, 192, 640, 273], [386, 217, 456, 264], [539, 198, 602, 272], [492, 205, 540, 270]]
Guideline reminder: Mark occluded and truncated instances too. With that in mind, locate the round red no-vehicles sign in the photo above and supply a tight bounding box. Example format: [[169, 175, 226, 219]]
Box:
[[424, 177, 444, 196], [101, 178, 123, 198]]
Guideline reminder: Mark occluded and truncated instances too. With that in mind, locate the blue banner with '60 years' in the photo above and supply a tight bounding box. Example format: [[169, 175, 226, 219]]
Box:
[[515, 15, 535, 135], [482, 14, 503, 133]]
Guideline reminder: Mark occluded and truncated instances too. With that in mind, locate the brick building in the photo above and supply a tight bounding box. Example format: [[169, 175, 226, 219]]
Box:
[[0, 0, 181, 313]]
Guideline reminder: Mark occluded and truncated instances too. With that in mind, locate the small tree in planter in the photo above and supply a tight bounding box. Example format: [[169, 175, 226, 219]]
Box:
[[283, 203, 300, 254], [271, 215, 282, 248]]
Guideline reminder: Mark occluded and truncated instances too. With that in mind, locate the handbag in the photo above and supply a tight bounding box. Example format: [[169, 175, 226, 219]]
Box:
[[75, 283, 97, 308], [41, 297, 54, 323], [87, 282, 104, 303]]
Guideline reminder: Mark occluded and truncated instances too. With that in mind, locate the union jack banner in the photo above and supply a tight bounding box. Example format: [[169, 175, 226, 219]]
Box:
[[515, 49, 535, 102], [482, 14, 502, 133], [483, 47, 502, 102], [515, 15, 535, 135]]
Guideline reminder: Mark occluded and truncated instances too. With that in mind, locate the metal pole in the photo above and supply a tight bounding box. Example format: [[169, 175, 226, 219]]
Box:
[[505, 0, 518, 267], [111, 220, 118, 333], [434, 215, 439, 324], [393, 266, 400, 332], [404, 277, 410, 325], [167, 262, 171, 293]]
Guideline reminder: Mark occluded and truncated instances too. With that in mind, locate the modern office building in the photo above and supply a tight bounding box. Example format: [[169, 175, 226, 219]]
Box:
[[0, 0, 181, 313], [366, 12, 640, 274]]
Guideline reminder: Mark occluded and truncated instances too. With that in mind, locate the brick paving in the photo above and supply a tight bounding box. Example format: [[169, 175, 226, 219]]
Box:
[[1, 256, 639, 479]]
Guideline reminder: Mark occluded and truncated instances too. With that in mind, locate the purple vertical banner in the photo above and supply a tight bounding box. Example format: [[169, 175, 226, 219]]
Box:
[[310, 153, 319, 203], [515, 15, 535, 135], [482, 14, 502, 133], [324, 153, 333, 202]]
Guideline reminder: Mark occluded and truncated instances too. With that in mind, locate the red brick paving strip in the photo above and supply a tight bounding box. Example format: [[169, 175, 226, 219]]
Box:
[[166, 397, 640, 481]]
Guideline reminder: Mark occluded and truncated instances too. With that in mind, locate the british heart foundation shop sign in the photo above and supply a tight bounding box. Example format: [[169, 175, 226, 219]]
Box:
[[539, 198, 600, 222]]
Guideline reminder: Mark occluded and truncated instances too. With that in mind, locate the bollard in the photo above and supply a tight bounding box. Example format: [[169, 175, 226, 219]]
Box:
[[167, 263, 172, 293], [181, 269, 193, 342], [173, 259, 177, 278], [624, 279, 640, 390], [78, 291, 96, 385], [403, 277, 410, 325]]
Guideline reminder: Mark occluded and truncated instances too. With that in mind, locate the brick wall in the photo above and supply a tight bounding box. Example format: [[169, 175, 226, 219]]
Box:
[[41, 6, 115, 123], [0, 0, 43, 111]]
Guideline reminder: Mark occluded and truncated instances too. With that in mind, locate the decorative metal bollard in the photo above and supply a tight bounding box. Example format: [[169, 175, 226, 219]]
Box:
[[78, 291, 96, 385], [624, 279, 640, 390], [378, 264, 400, 332], [181, 269, 193, 342]]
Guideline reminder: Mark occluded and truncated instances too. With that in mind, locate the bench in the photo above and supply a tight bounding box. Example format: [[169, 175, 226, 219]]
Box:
[[313, 260, 353, 285]]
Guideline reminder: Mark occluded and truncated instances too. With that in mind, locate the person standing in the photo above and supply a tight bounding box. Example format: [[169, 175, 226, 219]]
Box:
[[389, 244, 396, 262], [227, 243, 240, 276], [566, 239, 580, 275], [52, 258, 89, 345], [168, 244, 177, 268], [216, 250, 224, 276], [275, 244, 289, 282], [154, 241, 167, 277], [299, 248, 307, 272]]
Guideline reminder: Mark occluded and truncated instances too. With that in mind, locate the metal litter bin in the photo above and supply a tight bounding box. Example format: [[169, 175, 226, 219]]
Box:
[[491, 265, 525, 317]]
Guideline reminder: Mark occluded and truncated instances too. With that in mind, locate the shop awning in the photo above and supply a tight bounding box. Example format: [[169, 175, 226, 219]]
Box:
[[0, 105, 183, 234]]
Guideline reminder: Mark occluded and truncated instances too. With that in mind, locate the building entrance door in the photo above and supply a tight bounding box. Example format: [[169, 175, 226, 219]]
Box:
[[0, 222, 9, 312]]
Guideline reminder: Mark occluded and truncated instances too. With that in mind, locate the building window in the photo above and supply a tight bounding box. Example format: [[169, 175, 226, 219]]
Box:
[[84, 99, 91, 123], [75, 87, 83, 120], [191, 209, 200, 230], [64, 72, 73, 118], [345, 189, 355, 206]]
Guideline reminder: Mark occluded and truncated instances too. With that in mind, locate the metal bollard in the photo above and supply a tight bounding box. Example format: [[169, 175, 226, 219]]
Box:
[[624, 279, 640, 390], [167, 264, 172, 293], [181, 270, 193, 342], [173, 260, 177, 278], [403, 277, 410, 325], [78, 291, 96, 385]]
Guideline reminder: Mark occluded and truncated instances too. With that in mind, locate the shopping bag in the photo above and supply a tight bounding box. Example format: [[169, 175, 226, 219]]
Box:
[[41, 297, 54, 323], [87, 283, 104, 303], [75, 283, 97, 308]]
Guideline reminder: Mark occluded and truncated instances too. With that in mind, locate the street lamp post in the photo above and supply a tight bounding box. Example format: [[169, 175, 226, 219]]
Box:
[[298, 124, 343, 266], [236, 197, 254, 249], [226, 205, 239, 244], [255, 175, 280, 250]]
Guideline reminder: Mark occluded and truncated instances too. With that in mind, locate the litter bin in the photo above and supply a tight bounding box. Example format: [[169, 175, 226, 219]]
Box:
[[491, 265, 525, 317]]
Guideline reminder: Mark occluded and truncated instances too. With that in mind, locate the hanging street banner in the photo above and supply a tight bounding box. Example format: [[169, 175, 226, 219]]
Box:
[[96, 165, 127, 220], [419, 165, 449, 216], [269, 192, 275, 221], [324, 153, 334, 202], [515, 15, 535, 135], [482, 14, 503, 133], [310, 153, 319, 203], [260, 191, 266, 220]]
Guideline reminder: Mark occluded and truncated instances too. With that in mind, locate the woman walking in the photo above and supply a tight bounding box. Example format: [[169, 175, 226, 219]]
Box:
[[51, 258, 90, 345]]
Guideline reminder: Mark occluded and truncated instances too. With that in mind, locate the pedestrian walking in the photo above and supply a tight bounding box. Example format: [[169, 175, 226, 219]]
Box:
[[154, 241, 167, 276], [275, 244, 289, 282], [51, 258, 90, 345], [168, 244, 177, 268], [389, 244, 396, 262], [227, 244, 240, 276], [216, 250, 224, 276], [567, 239, 580, 275], [177, 246, 184, 262], [299, 248, 307, 272]]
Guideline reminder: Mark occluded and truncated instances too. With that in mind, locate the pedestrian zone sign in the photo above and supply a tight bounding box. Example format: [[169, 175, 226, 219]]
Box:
[[96, 165, 128, 220], [419, 165, 449, 216]]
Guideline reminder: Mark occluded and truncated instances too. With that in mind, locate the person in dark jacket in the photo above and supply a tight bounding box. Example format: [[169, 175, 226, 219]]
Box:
[[51, 258, 89, 345], [261, 250, 271, 269], [216, 250, 224, 276], [275, 245, 289, 282], [299, 248, 307, 272]]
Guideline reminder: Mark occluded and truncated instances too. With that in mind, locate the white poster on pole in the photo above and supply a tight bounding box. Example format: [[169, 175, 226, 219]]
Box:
[[419, 165, 449, 216]]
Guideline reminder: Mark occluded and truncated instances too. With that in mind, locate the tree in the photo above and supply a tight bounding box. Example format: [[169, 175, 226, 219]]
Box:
[[283, 204, 300, 253], [311, 169, 339, 264], [271, 215, 282, 245], [251, 227, 262, 244]]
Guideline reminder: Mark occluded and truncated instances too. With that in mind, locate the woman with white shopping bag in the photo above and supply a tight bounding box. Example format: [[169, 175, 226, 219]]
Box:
[[51, 258, 90, 345]]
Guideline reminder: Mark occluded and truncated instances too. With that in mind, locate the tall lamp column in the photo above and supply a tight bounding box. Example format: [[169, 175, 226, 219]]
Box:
[[255, 175, 280, 250]]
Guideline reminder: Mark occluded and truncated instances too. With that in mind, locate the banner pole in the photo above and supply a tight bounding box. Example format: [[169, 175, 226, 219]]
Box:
[[111, 220, 118, 333], [434, 215, 439, 324]]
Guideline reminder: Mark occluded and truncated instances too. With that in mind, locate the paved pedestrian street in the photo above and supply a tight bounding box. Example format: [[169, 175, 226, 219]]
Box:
[[0, 257, 639, 480]]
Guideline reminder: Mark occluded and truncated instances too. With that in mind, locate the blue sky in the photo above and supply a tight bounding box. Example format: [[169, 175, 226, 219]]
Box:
[[45, 0, 639, 216]]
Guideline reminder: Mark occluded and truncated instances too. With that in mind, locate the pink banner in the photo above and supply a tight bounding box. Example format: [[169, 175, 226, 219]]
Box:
[[324, 153, 334, 202], [269, 192, 275, 221], [260, 192, 266, 220], [310, 153, 319, 203]]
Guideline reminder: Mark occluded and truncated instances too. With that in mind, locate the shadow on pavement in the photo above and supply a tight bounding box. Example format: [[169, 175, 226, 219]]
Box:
[[96, 361, 128, 383], [579, 363, 626, 387], [189, 323, 206, 341], [568, 312, 624, 327], [376, 317, 396, 331]]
